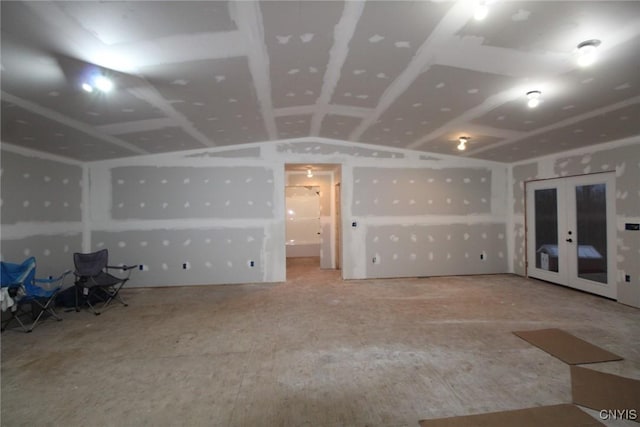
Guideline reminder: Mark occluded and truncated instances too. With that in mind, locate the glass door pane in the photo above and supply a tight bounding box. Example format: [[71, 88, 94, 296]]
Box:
[[575, 184, 607, 284], [534, 188, 559, 272]]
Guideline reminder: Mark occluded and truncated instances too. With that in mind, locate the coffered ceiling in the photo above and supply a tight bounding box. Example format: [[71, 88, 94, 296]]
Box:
[[1, 1, 639, 162]]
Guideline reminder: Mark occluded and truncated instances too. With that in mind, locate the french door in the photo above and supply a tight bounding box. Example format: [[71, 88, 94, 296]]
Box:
[[526, 173, 616, 299]]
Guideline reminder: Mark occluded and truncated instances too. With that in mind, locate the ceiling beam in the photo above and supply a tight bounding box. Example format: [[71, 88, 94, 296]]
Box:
[[407, 89, 521, 150], [309, 0, 366, 136], [233, 1, 277, 140], [126, 86, 216, 147], [464, 95, 640, 157], [348, 1, 473, 142], [94, 118, 180, 135], [1, 91, 147, 155]]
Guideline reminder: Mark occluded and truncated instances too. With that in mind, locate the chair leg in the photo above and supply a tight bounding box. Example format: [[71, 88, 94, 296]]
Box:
[[28, 297, 62, 330]]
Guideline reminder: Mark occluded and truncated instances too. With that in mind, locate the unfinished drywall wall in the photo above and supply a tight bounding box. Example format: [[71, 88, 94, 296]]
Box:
[[277, 141, 404, 158], [367, 223, 506, 277], [1, 233, 82, 279], [43, 137, 509, 286], [0, 146, 83, 277], [92, 228, 264, 286], [111, 166, 274, 220], [509, 139, 640, 308], [352, 167, 492, 216]]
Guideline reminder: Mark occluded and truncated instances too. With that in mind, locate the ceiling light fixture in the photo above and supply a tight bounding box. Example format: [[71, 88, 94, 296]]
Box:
[[81, 73, 114, 94], [526, 90, 542, 108], [94, 75, 114, 93], [576, 39, 601, 67], [306, 167, 313, 178], [457, 136, 470, 151], [474, 1, 489, 21]]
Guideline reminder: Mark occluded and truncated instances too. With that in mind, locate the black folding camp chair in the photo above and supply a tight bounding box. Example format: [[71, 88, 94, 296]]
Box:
[[73, 249, 138, 315]]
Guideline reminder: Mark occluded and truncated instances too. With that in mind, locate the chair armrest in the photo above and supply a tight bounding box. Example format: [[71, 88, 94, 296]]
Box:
[[34, 270, 72, 284], [107, 265, 139, 271]]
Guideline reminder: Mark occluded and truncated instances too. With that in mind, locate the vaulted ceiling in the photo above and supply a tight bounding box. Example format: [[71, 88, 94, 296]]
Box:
[[1, 1, 639, 162]]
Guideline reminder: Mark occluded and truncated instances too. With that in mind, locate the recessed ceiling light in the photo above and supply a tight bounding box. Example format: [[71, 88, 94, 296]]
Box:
[[81, 73, 114, 94], [457, 136, 470, 151], [474, 1, 489, 21], [94, 75, 114, 93], [576, 39, 601, 67], [526, 90, 542, 108]]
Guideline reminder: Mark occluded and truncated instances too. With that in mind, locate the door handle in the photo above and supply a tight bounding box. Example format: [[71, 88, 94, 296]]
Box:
[[566, 238, 573, 243]]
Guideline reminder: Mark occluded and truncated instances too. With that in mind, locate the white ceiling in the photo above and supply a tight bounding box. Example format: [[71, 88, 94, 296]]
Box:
[[1, 1, 639, 163]]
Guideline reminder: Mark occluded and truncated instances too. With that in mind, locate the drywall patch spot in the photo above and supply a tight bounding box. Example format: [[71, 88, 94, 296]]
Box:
[[615, 83, 631, 90], [369, 34, 384, 43], [161, 263, 168, 271], [118, 241, 126, 248], [300, 33, 314, 43], [395, 41, 410, 48], [140, 241, 148, 247], [43, 249, 51, 256], [511, 9, 530, 21]]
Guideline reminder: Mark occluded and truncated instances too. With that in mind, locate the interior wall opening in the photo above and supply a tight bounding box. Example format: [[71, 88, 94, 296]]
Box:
[[284, 164, 342, 275]]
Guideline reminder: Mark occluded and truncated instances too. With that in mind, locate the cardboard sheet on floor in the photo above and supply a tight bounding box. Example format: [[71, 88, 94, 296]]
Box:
[[571, 366, 640, 423], [418, 404, 604, 427], [512, 328, 622, 365]]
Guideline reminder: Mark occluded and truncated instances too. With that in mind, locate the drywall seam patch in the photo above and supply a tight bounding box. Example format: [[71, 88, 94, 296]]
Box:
[[235, 1, 277, 140], [467, 95, 640, 157], [349, 1, 471, 142], [310, 0, 366, 136], [1, 92, 146, 155]]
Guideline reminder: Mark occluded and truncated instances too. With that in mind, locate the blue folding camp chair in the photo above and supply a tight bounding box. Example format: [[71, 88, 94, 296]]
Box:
[[1, 257, 71, 333]]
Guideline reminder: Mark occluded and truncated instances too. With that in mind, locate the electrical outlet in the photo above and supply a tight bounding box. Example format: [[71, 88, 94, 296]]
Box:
[[352, 221, 357, 228], [182, 262, 190, 270], [372, 257, 377, 264], [480, 253, 484, 260], [625, 275, 631, 283], [249, 260, 255, 267], [139, 264, 144, 271]]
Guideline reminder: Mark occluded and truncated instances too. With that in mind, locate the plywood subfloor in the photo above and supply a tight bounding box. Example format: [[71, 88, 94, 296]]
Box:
[[2, 259, 639, 426]]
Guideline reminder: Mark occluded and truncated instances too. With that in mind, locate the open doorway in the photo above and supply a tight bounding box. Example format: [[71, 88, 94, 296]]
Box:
[[284, 164, 342, 272]]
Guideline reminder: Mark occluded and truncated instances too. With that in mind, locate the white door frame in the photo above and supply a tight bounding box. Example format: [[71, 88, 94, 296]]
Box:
[[526, 173, 617, 299]]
